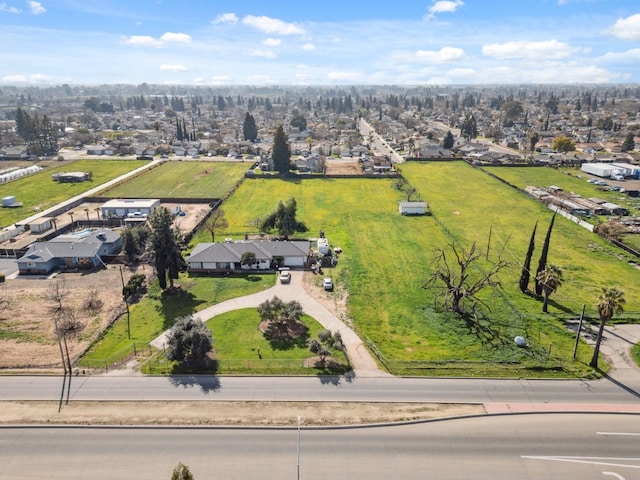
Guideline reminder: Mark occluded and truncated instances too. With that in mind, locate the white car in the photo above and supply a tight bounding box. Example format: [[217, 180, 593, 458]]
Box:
[[323, 278, 333, 291], [279, 270, 291, 284]]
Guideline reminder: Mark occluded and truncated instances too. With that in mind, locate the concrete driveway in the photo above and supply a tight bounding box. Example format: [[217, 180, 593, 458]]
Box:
[[150, 270, 388, 377]]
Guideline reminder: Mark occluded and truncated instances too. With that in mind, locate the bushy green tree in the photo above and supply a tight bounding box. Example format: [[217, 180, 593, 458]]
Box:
[[552, 136, 575, 153], [460, 113, 478, 140], [166, 315, 213, 363], [260, 197, 307, 238]]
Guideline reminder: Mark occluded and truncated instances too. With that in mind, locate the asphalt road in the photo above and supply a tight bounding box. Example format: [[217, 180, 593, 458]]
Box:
[[2, 374, 639, 406], [1, 414, 638, 479]]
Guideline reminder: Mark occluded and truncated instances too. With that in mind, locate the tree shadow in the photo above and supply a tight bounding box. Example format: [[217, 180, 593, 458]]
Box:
[[157, 286, 205, 328], [168, 372, 221, 394], [263, 320, 309, 350]]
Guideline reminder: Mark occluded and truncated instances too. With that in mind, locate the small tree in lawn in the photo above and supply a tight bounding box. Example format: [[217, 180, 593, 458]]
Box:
[[590, 287, 625, 369], [202, 209, 228, 242], [308, 339, 331, 364], [536, 264, 563, 313], [166, 315, 213, 364], [309, 329, 344, 365]]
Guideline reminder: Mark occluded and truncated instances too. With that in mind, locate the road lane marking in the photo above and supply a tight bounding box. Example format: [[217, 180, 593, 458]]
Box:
[[603, 472, 625, 480], [522, 456, 640, 469], [597, 432, 640, 436]]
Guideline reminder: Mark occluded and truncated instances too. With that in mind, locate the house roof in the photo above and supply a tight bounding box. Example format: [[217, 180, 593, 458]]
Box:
[[187, 240, 311, 264]]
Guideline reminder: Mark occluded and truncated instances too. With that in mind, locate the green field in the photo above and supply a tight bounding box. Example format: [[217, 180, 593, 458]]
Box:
[[0, 159, 147, 226], [100, 161, 249, 198], [84, 163, 640, 376]]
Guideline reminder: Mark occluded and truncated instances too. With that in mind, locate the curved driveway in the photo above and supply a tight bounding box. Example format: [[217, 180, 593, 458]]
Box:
[[150, 270, 386, 377]]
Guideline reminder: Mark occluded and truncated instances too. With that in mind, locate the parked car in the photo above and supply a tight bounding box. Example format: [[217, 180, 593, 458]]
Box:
[[279, 269, 291, 284], [323, 278, 333, 291]]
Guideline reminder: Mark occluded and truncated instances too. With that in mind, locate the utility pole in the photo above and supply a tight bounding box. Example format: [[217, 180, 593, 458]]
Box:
[[297, 415, 302, 480]]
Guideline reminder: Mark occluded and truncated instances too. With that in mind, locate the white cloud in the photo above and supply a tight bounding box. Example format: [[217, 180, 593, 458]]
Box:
[[426, 0, 464, 19], [429, 0, 464, 15], [212, 12, 238, 25], [249, 49, 277, 59], [160, 64, 187, 71], [446, 67, 476, 78], [482, 39, 580, 60], [242, 15, 305, 35], [2, 73, 53, 83], [160, 32, 192, 44], [2, 74, 27, 82], [247, 74, 274, 84], [597, 48, 640, 64], [27, 1, 45, 15], [301, 43, 315, 51], [415, 47, 465, 63], [607, 13, 640, 40], [122, 35, 163, 48], [0, 3, 21, 13], [122, 32, 191, 48], [327, 71, 362, 82], [263, 38, 281, 47]]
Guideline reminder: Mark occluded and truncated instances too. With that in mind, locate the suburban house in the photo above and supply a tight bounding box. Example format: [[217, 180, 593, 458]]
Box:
[[186, 240, 312, 273], [101, 198, 160, 219], [17, 228, 122, 275]]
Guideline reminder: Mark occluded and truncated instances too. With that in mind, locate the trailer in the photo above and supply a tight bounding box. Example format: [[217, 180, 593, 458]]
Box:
[[581, 162, 615, 178]]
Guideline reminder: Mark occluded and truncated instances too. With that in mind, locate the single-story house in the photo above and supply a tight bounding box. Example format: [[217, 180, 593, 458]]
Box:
[[17, 228, 121, 275], [101, 199, 160, 219], [186, 240, 312, 273], [399, 201, 429, 215]]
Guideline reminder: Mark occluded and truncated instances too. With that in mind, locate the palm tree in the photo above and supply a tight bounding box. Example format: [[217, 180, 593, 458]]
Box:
[[94, 207, 101, 220], [590, 287, 625, 369], [84, 208, 90, 222], [536, 264, 563, 313]]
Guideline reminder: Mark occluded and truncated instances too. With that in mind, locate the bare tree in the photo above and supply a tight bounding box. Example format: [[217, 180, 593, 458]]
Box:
[[202, 208, 228, 242], [422, 242, 509, 319]]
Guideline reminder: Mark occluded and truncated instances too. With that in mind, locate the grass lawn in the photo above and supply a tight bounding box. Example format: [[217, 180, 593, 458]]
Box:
[[0, 159, 147, 226], [79, 272, 274, 368], [99, 161, 249, 198], [83, 166, 639, 377]]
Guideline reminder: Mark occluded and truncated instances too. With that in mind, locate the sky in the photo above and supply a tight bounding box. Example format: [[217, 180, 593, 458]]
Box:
[[1, 0, 639, 86]]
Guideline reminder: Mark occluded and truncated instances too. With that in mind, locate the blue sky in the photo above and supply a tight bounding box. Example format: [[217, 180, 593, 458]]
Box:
[[1, 0, 639, 85]]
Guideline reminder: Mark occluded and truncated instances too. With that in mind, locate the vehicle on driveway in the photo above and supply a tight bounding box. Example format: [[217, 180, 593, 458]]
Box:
[[279, 269, 291, 284], [323, 278, 333, 291]]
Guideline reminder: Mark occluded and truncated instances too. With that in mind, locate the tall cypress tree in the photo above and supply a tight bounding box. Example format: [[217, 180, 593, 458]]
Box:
[[272, 125, 291, 174], [518, 221, 537, 293], [535, 214, 556, 296]]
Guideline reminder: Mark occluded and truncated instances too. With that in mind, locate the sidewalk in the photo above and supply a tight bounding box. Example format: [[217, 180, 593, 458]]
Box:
[[149, 270, 389, 377]]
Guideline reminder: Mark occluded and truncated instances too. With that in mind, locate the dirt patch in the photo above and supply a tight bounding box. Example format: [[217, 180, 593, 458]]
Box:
[[324, 158, 362, 175], [0, 265, 149, 369], [302, 271, 351, 327], [0, 401, 484, 426]]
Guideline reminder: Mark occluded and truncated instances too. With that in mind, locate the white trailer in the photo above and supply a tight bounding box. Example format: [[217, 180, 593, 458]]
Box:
[[580, 163, 615, 178]]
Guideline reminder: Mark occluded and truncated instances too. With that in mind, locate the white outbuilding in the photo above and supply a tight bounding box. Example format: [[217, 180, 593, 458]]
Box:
[[399, 201, 429, 215]]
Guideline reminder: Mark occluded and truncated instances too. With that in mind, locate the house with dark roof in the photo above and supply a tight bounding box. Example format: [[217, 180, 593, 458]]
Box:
[[17, 228, 121, 275], [186, 240, 312, 273]]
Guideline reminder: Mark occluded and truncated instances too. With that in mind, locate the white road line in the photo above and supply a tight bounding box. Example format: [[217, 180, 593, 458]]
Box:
[[603, 472, 626, 480], [521, 456, 640, 469], [597, 432, 640, 436]]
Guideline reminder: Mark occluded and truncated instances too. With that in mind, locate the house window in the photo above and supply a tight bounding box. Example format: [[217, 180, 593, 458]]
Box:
[[27, 262, 36, 267]]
